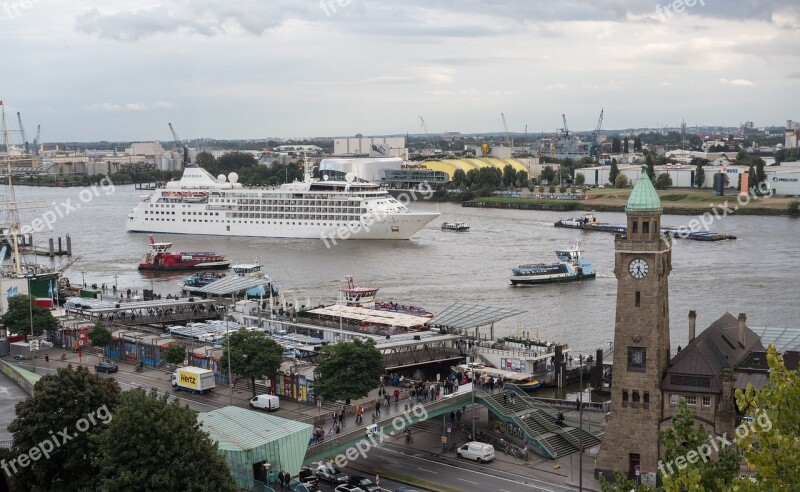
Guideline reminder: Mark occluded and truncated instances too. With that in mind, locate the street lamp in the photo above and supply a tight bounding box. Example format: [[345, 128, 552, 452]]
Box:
[[470, 347, 477, 440], [81, 270, 86, 288]]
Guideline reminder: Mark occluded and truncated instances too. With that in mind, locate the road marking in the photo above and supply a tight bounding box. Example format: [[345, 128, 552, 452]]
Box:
[[458, 478, 480, 484], [417, 467, 438, 474], [500, 489, 511, 492]]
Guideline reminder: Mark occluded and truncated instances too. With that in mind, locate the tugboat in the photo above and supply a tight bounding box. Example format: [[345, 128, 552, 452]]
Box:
[[138, 235, 230, 271], [510, 242, 596, 286], [441, 220, 470, 232]]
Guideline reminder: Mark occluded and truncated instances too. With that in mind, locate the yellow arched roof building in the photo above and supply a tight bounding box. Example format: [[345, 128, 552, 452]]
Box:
[[420, 157, 528, 179]]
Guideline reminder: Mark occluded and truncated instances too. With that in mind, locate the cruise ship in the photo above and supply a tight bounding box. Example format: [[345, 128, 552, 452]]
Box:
[[126, 163, 439, 239]]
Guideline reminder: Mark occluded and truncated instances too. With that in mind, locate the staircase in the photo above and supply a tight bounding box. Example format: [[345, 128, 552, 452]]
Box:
[[476, 388, 602, 459]]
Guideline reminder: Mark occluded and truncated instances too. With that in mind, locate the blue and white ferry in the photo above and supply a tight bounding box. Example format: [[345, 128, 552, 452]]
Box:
[[510, 243, 596, 286]]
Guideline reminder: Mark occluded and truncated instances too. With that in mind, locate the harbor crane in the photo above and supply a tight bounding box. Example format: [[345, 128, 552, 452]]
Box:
[[561, 114, 570, 139], [501, 112, 513, 150], [591, 108, 604, 159], [168, 122, 191, 167], [16, 112, 28, 153], [33, 125, 40, 155]]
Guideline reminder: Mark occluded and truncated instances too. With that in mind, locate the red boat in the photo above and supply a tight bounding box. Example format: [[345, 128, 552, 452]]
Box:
[[138, 236, 231, 271], [338, 276, 434, 318]]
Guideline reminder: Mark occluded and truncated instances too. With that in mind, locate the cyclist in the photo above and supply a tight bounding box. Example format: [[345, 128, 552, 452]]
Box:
[[404, 428, 413, 444]]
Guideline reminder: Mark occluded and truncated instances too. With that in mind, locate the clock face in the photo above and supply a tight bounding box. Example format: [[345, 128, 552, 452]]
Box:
[[629, 258, 649, 279]]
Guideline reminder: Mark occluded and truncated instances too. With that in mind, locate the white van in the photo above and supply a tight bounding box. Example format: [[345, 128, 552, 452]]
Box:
[[250, 394, 280, 411], [456, 442, 495, 463]]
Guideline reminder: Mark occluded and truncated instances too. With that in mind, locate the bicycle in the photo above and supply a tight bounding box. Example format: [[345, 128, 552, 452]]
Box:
[[404, 434, 415, 444]]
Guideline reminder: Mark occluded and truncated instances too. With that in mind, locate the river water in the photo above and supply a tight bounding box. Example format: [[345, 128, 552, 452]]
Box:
[[5, 184, 799, 358]]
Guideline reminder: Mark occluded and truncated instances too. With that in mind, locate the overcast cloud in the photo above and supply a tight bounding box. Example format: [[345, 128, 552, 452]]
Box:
[[0, 0, 798, 141]]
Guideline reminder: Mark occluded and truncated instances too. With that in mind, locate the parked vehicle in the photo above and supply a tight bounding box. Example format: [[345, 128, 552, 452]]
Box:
[[171, 366, 215, 394], [250, 394, 280, 411], [346, 476, 380, 492], [315, 463, 348, 484], [456, 441, 495, 463], [334, 485, 365, 492], [95, 361, 119, 373], [289, 480, 319, 492], [297, 466, 319, 486]]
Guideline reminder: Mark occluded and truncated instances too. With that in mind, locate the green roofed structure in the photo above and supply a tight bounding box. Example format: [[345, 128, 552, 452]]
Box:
[[625, 164, 662, 213], [198, 406, 313, 490]]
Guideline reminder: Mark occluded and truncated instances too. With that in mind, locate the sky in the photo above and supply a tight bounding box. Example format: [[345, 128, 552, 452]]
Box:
[[1, 0, 798, 142]]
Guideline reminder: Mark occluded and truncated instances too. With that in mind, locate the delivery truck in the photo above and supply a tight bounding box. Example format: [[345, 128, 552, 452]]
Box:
[[171, 366, 216, 394]]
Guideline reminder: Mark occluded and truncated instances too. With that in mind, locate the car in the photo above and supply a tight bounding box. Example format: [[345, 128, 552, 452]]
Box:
[[297, 466, 319, 486], [346, 476, 380, 492], [95, 361, 119, 373], [456, 441, 495, 463], [334, 485, 365, 492], [40, 340, 54, 347], [315, 463, 348, 484], [289, 479, 319, 492], [12, 355, 31, 360]]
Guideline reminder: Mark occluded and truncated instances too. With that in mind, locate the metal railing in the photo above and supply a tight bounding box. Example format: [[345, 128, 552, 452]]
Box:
[[474, 388, 557, 459]]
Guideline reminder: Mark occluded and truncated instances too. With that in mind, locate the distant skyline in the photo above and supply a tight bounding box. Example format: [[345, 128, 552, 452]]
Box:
[[1, 0, 798, 142]]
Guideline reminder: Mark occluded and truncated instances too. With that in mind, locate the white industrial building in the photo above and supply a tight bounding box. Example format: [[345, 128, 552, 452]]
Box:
[[333, 137, 405, 158], [319, 157, 403, 183]]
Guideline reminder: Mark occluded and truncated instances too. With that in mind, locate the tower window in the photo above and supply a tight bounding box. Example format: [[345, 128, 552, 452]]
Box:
[[643, 221, 650, 233], [622, 390, 628, 407], [632, 221, 638, 233], [643, 392, 650, 409], [635, 291, 641, 307], [627, 347, 646, 371]]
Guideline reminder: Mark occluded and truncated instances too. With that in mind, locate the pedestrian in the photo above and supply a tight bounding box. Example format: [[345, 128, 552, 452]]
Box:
[[277, 470, 286, 489], [456, 409, 462, 424], [503, 392, 508, 406], [356, 405, 363, 424], [384, 393, 390, 408], [375, 399, 381, 418], [340, 408, 345, 427], [449, 410, 455, 424], [576, 397, 580, 411], [394, 388, 400, 402], [332, 411, 338, 427]]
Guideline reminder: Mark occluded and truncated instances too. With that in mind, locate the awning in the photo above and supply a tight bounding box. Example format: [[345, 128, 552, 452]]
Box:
[[197, 276, 269, 296], [307, 304, 430, 329], [427, 302, 526, 330]]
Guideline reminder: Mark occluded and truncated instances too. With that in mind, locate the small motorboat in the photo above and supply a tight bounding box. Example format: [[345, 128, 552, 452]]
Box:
[[441, 220, 470, 232]]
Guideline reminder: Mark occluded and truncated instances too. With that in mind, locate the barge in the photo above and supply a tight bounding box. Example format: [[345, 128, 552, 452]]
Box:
[[554, 213, 736, 241]]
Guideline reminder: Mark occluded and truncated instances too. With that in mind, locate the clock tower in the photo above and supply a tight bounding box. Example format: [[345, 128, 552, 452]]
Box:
[[595, 165, 672, 484]]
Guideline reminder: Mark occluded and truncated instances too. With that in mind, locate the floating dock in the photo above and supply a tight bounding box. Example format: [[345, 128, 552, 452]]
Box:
[[554, 215, 736, 241]]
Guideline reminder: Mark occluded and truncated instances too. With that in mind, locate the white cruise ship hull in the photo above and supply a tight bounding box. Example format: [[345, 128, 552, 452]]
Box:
[[127, 211, 439, 240]]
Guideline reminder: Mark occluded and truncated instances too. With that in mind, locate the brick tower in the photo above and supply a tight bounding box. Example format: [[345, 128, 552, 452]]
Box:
[[595, 165, 672, 485]]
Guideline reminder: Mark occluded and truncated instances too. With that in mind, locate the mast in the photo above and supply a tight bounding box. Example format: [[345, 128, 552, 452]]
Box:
[[1, 102, 23, 276]]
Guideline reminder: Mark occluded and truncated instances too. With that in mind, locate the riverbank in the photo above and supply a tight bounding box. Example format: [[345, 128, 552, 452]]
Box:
[[464, 189, 799, 216]]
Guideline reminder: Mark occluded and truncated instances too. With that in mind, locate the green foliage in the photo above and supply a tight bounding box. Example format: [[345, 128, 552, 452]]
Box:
[[775, 147, 800, 165], [659, 400, 738, 490], [162, 344, 187, 366], [548, 185, 556, 193], [559, 186, 567, 193], [88, 322, 113, 348], [661, 194, 688, 201], [217, 152, 258, 173], [788, 201, 800, 217], [611, 136, 621, 153], [574, 172, 586, 186], [655, 173, 673, 190], [755, 159, 766, 185], [452, 168, 467, 188], [315, 338, 384, 402], [614, 174, 629, 188], [645, 154, 656, 181], [502, 164, 517, 188], [541, 165, 556, 184], [221, 329, 283, 398], [634, 136, 642, 152], [623, 137, 629, 154], [599, 470, 651, 492], [516, 170, 529, 188], [694, 164, 705, 188], [733, 345, 800, 491], [609, 160, 620, 185], [93, 389, 237, 491], [2, 294, 58, 339], [8, 366, 121, 491]]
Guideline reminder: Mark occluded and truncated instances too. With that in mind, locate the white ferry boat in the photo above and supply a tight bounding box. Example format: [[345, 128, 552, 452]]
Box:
[[126, 162, 439, 239]]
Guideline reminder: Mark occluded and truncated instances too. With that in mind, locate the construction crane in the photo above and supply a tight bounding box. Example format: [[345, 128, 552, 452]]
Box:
[[33, 125, 40, 155], [16, 112, 28, 154], [591, 108, 604, 159], [501, 112, 513, 150], [168, 122, 191, 167], [418, 115, 430, 153], [561, 114, 570, 139]]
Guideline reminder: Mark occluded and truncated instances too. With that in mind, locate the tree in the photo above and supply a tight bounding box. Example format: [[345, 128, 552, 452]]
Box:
[[452, 168, 467, 189], [575, 172, 586, 187], [755, 158, 766, 185], [659, 400, 738, 491], [516, 170, 528, 188], [89, 321, 113, 349], [540, 165, 555, 184], [748, 165, 756, 189], [655, 173, 672, 190], [623, 138, 629, 154], [789, 201, 800, 217], [195, 151, 217, 173], [502, 164, 517, 188], [93, 389, 237, 492], [220, 329, 283, 398], [611, 136, 621, 153], [694, 163, 705, 188], [217, 152, 258, 174], [315, 338, 384, 402], [732, 345, 800, 491], [1, 294, 58, 339], [614, 174, 629, 188], [7, 366, 121, 491], [634, 136, 642, 152], [645, 154, 656, 181], [609, 159, 619, 185], [162, 344, 186, 367]]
